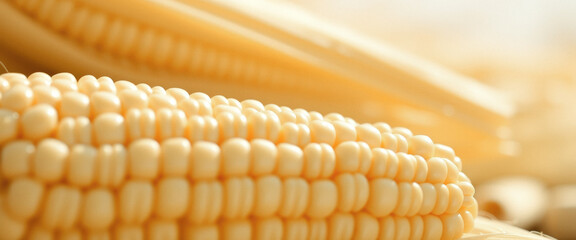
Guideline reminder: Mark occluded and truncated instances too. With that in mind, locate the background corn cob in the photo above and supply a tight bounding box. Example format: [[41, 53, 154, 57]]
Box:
[[0, 0, 514, 163], [0, 72, 478, 240]]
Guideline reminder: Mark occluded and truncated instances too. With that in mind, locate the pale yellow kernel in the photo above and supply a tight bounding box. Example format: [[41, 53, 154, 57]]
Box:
[[356, 124, 381, 148], [419, 183, 437, 215], [161, 138, 190, 177], [40, 185, 82, 230], [392, 127, 413, 139], [310, 120, 335, 145], [157, 108, 187, 140], [445, 159, 460, 183], [187, 181, 222, 224], [221, 138, 250, 177], [241, 99, 265, 112], [373, 122, 392, 133], [367, 149, 389, 179], [453, 156, 463, 171], [94, 113, 126, 145], [86, 230, 111, 240], [408, 135, 435, 160], [394, 216, 411, 239], [396, 153, 416, 182], [427, 157, 448, 184], [115, 80, 137, 92], [32, 85, 61, 106], [217, 111, 247, 140], [137, 83, 153, 95], [77, 75, 100, 95], [52, 72, 76, 84], [166, 88, 189, 102], [433, 184, 450, 215], [309, 219, 327, 239], [119, 89, 148, 112], [221, 220, 251, 240], [53, 78, 78, 95], [2, 73, 27, 86], [119, 180, 154, 224], [149, 93, 177, 110], [61, 91, 90, 118], [250, 139, 277, 176], [335, 141, 360, 173], [422, 215, 443, 240], [278, 122, 299, 145], [222, 177, 254, 219], [28, 72, 52, 87], [357, 142, 372, 174], [187, 116, 219, 142], [394, 182, 413, 216], [97, 76, 116, 92], [59, 228, 83, 240], [335, 173, 369, 213], [95, 144, 126, 187], [156, 178, 189, 219], [353, 212, 379, 240], [129, 139, 160, 179], [413, 155, 429, 183], [293, 109, 311, 124], [442, 214, 464, 240], [190, 141, 220, 180], [461, 210, 475, 233], [126, 108, 155, 140], [306, 180, 337, 219], [0, 197, 27, 240], [34, 138, 69, 183], [302, 143, 323, 179], [81, 188, 115, 230], [366, 178, 398, 217], [91, 91, 121, 115], [1, 84, 33, 112], [1, 140, 34, 179], [21, 104, 58, 141], [284, 218, 308, 240], [278, 106, 296, 124], [6, 177, 44, 221], [328, 213, 354, 240], [27, 225, 54, 240], [446, 183, 464, 214], [254, 217, 282, 240], [407, 183, 424, 217], [67, 145, 97, 187], [184, 224, 218, 240], [276, 143, 304, 177], [381, 132, 397, 151], [379, 216, 396, 239], [319, 143, 336, 178], [432, 144, 455, 161], [115, 225, 143, 240], [396, 134, 409, 152], [333, 121, 357, 145], [253, 176, 282, 217], [279, 178, 308, 218], [410, 216, 425, 240], [148, 220, 179, 240], [458, 181, 475, 197], [57, 118, 77, 145]]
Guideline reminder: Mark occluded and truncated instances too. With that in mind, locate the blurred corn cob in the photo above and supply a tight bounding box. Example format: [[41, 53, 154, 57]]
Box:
[[0, 0, 514, 162]]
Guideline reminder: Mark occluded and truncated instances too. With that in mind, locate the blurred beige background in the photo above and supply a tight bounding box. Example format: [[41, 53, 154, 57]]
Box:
[[290, 0, 576, 185]]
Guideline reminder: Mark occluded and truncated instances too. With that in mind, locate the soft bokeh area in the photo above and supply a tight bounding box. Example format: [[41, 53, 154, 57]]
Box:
[[290, 0, 576, 237]]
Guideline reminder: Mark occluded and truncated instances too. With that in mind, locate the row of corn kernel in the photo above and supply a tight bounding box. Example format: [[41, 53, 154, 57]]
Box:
[[3, 174, 470, 229], [1, 73, 461, 161], [1, 137, 464, 185], [1, 204, 472, 240]]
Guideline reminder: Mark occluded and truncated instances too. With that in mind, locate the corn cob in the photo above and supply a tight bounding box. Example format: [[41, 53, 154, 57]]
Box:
[[0, 72, 478, 240]]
